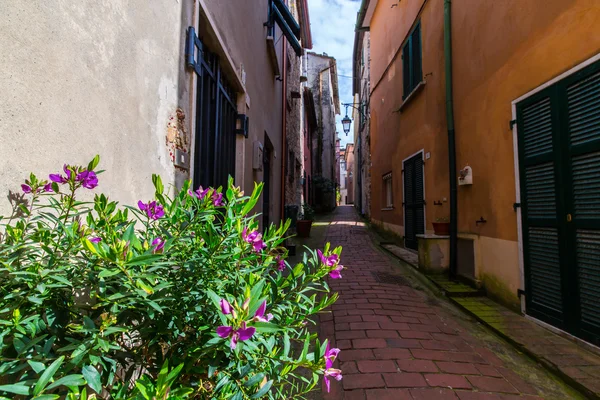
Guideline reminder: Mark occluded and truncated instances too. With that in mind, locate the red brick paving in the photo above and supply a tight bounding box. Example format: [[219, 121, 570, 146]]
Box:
[[320, 207, 547, 399]]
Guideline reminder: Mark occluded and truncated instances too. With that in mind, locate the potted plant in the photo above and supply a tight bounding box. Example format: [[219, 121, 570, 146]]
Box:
[[296, 203, 315, 238], [432, 217, 450, 235]]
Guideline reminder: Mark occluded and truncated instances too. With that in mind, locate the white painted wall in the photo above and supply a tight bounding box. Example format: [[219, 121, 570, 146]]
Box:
[[0, 1, 192, 214]]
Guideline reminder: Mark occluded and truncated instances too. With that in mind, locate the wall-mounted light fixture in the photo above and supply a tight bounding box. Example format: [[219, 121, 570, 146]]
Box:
[[236, 114, 249, 138], [340, 102, 367, 136]]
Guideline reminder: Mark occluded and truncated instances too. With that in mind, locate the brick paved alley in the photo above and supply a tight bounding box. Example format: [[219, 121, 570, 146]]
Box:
[[318, 206, 584, 400]]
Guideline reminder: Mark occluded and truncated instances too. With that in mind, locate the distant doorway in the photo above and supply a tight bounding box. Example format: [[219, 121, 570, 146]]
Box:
[[403, 152, 425, 250]]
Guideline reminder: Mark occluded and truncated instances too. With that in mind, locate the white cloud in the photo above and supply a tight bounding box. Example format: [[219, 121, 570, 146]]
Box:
[[308, 0, 361, 147]]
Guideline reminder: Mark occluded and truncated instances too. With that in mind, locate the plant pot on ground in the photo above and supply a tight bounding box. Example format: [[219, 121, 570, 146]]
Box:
[[432, 218, 450, 236], [296, 203, 315, 238]]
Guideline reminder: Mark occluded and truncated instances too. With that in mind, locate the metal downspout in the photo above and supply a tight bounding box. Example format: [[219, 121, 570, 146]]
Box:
[[281, 43, 287, 222], [444, 0, 458, 279]]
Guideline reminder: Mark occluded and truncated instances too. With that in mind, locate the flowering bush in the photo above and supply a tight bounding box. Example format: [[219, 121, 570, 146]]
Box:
[[0, 156, 344, 399]]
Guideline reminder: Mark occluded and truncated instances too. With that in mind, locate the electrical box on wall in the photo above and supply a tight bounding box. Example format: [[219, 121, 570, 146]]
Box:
[[253, 141, 264, 171], [458, 165, 473, 186], [174, 149, 189, 170]]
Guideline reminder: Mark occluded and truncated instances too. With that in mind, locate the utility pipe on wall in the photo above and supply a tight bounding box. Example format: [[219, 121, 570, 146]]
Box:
[[444, 0, 458, 278]]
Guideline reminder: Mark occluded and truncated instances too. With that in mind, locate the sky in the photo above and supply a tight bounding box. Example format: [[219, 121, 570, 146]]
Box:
[[307, 0, 362, 147]]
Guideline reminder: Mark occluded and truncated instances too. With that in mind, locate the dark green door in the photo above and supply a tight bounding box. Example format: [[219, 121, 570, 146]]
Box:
[[403, 153, 425, 250], [517, 60, 600, 345]]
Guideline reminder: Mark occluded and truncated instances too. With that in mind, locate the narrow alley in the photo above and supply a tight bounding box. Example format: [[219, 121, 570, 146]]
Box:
[[317, 206, 583, 400]]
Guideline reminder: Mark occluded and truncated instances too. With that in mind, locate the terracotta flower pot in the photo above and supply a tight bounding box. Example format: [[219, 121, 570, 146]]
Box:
[[432, 222, 450, 236], [296, 220, 313, 238]]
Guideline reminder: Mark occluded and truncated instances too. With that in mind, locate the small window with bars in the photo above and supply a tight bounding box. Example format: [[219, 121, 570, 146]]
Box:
[[402, 21, 422, 99], [383, 172, 393, 208]]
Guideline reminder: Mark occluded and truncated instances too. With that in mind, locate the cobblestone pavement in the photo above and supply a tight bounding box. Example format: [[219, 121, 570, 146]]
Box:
[[318, 206, 584, 400]]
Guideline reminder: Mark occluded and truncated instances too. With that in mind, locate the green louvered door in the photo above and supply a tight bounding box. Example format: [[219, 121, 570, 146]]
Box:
[[517, 87, 567, 330], [403, 153, 425, 250], [562, 61, 600, 345], [517, 59, 600, 345]]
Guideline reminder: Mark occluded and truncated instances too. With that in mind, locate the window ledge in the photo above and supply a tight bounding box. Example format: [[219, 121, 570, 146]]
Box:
[[381, 207, 395, 211], [397, 80, 426, 113], [266, 36, 281, 77]]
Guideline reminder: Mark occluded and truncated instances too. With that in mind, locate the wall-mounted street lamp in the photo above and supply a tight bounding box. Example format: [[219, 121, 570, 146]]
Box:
[[341, 102, 367, 136]]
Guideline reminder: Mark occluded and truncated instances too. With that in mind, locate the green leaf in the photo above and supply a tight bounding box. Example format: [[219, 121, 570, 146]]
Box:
[[27, 296, 44, 305], [250, 379, 273, 399], [126, 254, 162, 266], [27, 360, 46, 374], [46, 374, 85, 390], [251, 322, 282, 333], [136, 279, 154, 295], [33, 355, 64, 395], [0, 383, 31, 396], [283, 332, 290, 358], [32, 395, 59, 400], [82, 365, 101, 393], [98, 269, 121, 278], [87, 155, 100, 171], [152, 174, 164, 195], [82, 238, 98, 255], [300, 333, 310, 361], [243, 373, 265, 387]]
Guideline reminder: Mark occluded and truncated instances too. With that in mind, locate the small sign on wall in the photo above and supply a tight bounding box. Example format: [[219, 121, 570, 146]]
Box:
[[459, 165, 473, 186]]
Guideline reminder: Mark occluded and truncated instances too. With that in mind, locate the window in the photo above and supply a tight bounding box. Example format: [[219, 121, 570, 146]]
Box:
[[383, 172, 393, 208], [186, 26, 238, 191], [402, 21, 422, 99]]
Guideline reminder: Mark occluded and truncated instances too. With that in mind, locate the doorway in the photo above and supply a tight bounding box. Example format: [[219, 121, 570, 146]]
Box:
[[516, 59, 600, 345], [403, 152, 425, 250]]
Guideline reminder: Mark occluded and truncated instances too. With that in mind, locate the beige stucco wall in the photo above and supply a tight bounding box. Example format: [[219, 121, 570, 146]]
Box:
[[367, 0, 600, 309], [200, 1, 285, 224], [0, 1, 192, 214]]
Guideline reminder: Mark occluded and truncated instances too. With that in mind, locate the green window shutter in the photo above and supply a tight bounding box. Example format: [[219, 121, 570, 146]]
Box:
[[402, 40, 411, 99], [566, 68, 600, 334], [411, 22, 422, 90], [401, 21, 422, 99], [518, 92, 564, 323]]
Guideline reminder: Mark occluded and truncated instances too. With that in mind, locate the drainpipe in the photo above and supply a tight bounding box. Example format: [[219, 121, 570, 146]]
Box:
[[281, 43, 288, 221], [444, 0, 458, 279]]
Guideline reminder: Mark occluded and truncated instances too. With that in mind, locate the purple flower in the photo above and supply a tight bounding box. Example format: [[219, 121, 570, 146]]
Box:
[[329, 265, 343, 279], [49, 165, 73, 184], [212, 191, 224, 207], [220, 299, 232, 315], [276, 256, 285, 271], [317, 250, 339, 267], [323, 368, 343, 393], [76, 170, 98, 189], [90, 237, 102, 244], [242, 228, 267, 253], [188, 186, 210, 200], [324, 342, 341, 364], [138, 200, 165, 220], [253, 300, 273, 322], [151, 237, 165, 254], [43, 183, 54, 193], [216, 322, 256, 350], [21, 184, 32, 194], [49, 174, 66, 183], [323, 342, 342, 392]]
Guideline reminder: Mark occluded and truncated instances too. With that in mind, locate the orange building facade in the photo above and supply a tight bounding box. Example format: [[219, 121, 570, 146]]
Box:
[[357, 0, 600, 344]]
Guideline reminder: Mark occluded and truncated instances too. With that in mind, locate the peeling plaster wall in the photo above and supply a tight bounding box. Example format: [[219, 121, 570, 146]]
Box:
[[0, 0, 192, 214], [284, 44, 304, 208]]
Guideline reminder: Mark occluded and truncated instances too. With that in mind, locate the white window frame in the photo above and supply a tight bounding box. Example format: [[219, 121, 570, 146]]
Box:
[[383, 172, 393, 209]]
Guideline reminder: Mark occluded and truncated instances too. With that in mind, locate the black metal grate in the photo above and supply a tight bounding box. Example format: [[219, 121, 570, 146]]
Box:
[[372, 272, 408, 286]]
